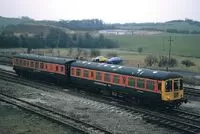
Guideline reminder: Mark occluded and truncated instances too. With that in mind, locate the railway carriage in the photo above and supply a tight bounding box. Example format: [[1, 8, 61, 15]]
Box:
[[70, 60, 187, 107], [13, 54, 75, 83], [12, 54, 187, 108]]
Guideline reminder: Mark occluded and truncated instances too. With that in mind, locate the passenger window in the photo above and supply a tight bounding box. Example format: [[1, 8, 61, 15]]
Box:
[[91, 71, 94, 77], [146, 80, 155, 90], [122, 76, 126, 84], [26, 61, 29, 66], [20, 60, 23, 65], [61, 66, 64, 72], [113, 75, 120, 84], [35, 62, 39, 68], [23, 60, 26, 66], [56, 66, 59, 71], [104, 73, 110, 82], [45, 64, 48, 69], [166, 80, 172, 92], [71, 68, 75, 75], [83, 70, 89, 77], [15, 59, 18, 65], [137, 79, 144, 88], [96, 72, 102, 80], [128, 77, 135, 87], [31, 61, 34, 67], [76, 69, 81, 76], [40, 63, 44, 69]]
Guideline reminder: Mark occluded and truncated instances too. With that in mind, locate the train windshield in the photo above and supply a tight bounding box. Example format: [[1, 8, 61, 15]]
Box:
[[165, 80, 172, 92], [174, 80, 179, 91], [174, 79, 183, 91], [180, 79, 183, 90]]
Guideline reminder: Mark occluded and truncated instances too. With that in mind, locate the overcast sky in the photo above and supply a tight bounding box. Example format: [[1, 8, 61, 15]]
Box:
[[0, 0, 199, 23]]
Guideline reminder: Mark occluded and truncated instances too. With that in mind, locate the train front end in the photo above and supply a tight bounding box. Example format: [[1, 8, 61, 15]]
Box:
[[161, 78, 187, 108]]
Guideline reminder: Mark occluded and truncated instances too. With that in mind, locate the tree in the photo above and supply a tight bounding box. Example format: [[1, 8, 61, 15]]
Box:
[[158, 56, 168, 67], [158, 56, 177, 67], [181, 60, 195, 67], [144, 55, 158, 66], [137, 47, 143, 53]]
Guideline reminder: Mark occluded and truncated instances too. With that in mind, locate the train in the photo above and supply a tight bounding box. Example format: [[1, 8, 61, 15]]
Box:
[[12, 53, 187, 108]]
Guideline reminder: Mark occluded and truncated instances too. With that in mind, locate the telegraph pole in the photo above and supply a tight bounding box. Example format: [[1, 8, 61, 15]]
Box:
[[168, 36, 173, 65]]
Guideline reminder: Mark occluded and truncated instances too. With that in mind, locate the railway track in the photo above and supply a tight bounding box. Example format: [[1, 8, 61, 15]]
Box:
[[184, 87, 200, 96], [0, 70, 112, 134], [0, 69, 200, 133], [100, 97, 200, 134]]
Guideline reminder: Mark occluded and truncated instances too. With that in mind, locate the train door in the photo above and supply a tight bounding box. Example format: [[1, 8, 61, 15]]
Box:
[[66, 64, 70, 81], [161, 80, 173, 101]]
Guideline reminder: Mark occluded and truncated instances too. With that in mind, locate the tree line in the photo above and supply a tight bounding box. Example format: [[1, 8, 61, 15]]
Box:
[[0, 28, 118, 49]]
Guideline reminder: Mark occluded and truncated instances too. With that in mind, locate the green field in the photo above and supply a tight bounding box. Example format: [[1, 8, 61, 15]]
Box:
[[107, 34, 200, 58]]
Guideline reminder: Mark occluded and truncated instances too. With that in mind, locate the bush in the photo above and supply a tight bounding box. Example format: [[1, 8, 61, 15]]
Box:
[[144, 55, 158, 66], [137, 47, 143, 53], [158, 56, 168, 67], [169, 57, 178, 67], [158, 56, 177, 67], [181, 60, 195, 67]]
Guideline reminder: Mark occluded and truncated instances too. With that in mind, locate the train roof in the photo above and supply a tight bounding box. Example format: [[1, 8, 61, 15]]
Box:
[[14, 53, 75, 64], [71, 60, 182, 80]]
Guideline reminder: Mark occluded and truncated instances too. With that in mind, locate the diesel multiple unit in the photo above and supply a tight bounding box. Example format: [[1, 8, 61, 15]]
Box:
[[13, 54, 187, 108]]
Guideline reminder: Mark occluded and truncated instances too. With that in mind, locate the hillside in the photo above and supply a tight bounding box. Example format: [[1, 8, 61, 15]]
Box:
[[0, 16, 34, 28], [2, 24, 72, 37], [114, 20, 200, 32], [1, 16, 200, 33]]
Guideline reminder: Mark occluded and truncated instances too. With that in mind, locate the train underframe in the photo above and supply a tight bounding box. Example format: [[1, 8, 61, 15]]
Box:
[[162, 98, 187, 108]]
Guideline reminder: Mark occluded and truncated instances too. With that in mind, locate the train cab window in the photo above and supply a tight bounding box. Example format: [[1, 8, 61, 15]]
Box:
[[35, 62, 39, 68], [60, 66, 64, 72], [76, 68, 81, 76], [83, 70, 89, 78], [56, 66, 59, 71], [40, 63, 44, 69], [146, 80, 155, 90], [165, 80, 172, 92], [174, 80, 179, 91], [128, 77, 135, 87], [113, 75, 120, 84], [31, 61, 34, 67], [137, 79, 144, 88], [96, 72, 102, 80], [104, 73, 110, 82], [180, 79, 183, 90], [71, 68, 75, 75]]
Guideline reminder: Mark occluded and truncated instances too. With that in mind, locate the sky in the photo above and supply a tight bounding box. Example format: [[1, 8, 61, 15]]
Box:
[[0, 0, 200, 23]]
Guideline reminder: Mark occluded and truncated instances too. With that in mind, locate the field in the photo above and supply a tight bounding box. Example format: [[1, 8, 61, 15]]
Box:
[[107, 34, 200, 58], [1, 31, 200, 72]]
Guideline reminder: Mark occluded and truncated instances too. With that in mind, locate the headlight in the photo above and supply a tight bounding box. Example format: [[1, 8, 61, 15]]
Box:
[[167, 96, 170, 100]]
